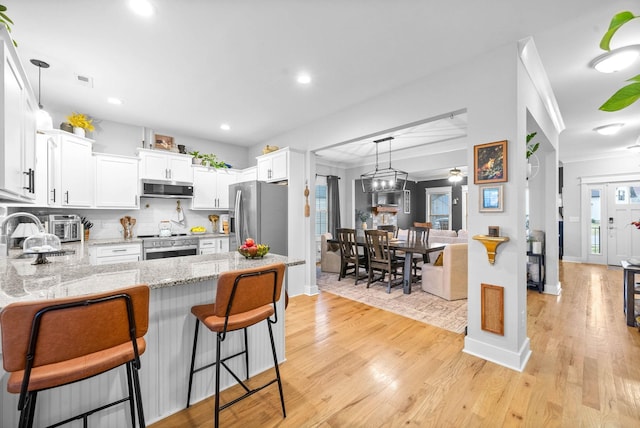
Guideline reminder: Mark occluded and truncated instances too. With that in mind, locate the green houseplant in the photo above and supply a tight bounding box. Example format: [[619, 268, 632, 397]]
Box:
[[356, 209, 370, 229], [0, 4, 17, 47], [598, 11, 640, 111]]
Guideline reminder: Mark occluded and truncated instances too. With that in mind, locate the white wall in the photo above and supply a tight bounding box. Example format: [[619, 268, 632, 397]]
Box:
[[48, 108, 250, 169]]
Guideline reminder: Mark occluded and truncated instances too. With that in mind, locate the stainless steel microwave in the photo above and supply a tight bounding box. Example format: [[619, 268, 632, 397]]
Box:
[[141, 180, 194, 199]]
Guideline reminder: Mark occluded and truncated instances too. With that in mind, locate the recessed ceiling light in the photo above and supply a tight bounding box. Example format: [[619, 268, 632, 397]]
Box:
[[107, 97, 123, 105], [296, 73, 312, 84], [129, 0, 154, 17], [593, 123, 624, 135], [590, 45, 640, 73], [220, 123, 230, 131]]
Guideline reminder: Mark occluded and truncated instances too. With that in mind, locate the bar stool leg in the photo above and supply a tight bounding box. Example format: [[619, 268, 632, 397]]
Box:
[[125, 363, 136, 428], [215, 333, 222, 428], [131, 362, 146, 428], [243, 327, 249, 380], [186, 320, 201, 408], [267, 321, 286, 417]]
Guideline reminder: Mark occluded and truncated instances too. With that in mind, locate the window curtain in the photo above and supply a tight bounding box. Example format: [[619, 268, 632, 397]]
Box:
[[327, 175, 341, 237]]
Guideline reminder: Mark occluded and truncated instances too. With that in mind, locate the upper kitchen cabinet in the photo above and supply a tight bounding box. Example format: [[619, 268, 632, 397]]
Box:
[[36, 130, 94, 207], [94, 153, 139, 208], [191, 166, 237, 210], [0, 27, 37, 202], [137, 148, 193, 183], [257, 148, 288, 182]]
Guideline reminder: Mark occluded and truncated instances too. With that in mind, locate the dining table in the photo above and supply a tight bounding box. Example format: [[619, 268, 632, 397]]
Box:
[[328, 236, 445, 294]]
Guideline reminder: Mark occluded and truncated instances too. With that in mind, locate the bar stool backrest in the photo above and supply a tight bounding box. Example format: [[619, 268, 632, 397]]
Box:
[[1, 285, 149, 373], [214, 263, 285, 325]]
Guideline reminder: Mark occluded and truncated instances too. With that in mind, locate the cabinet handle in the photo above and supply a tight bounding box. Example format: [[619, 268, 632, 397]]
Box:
[[111, 249, 127, 253], [65, 191, 69, 204], [23, 169, 34, 193], [30, 169, 35, 193], [51, 188, 56, 203], [168, 169, 172, 179]]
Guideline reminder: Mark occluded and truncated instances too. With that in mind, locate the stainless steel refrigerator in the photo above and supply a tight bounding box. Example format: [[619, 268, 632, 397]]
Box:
[[229, 180, 288, 255]]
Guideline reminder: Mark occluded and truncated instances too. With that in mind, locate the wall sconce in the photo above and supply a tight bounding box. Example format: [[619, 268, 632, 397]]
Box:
[[453, 197, 459, 205]]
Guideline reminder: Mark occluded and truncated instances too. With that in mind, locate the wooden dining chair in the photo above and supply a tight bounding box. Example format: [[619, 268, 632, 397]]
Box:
[[408, 226, 431, 275], [364, 229, 403, 293], [336, 228, 367, 284], [376, 225, 397, 238]]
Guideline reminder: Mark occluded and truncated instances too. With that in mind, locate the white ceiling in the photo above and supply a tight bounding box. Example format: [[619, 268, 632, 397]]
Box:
[[5, 0, 640, 177]]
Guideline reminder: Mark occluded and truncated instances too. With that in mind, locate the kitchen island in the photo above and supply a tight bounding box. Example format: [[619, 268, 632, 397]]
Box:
[[0, 242, 304, 427]]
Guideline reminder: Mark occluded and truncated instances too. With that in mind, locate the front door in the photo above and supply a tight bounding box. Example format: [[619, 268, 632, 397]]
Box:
[[606, 182, 640, 265]]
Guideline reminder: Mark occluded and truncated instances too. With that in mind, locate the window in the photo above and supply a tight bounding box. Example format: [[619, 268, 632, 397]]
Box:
[[590, 189, 601, 255], [315, 184, 327, 236], [425, 186, 451, 230]]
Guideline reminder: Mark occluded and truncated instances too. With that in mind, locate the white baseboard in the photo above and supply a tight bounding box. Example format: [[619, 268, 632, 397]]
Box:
[[463, 336, 531, 372]]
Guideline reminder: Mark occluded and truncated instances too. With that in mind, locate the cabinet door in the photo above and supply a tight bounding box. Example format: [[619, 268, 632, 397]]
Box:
[[167, 156, 193, 182], [60, 136, 93, 206], [218, 237, 230, 252], [95, 154, 139, 208], [1, 49, 25, 197], [140, 151, 170, 180], [21, 93, 37, 199], [269, 150, 288, 181], [191, 167, 217, 209], [256, 157, 271, 181], [47, 136, 61, 206], [215, 170, 236, 209]]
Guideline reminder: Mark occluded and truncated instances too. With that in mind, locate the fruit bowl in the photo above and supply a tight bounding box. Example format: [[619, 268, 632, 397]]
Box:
[[237, 244, 270, 259]]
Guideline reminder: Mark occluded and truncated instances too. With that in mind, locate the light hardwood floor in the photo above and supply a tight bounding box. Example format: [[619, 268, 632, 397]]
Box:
[[150, 262, 640, 427]]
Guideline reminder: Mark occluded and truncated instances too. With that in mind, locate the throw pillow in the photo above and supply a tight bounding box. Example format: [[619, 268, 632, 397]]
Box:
[[434, 252, 444, 266]]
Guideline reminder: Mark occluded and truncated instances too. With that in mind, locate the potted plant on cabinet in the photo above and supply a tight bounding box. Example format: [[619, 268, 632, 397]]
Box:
[[356, 209, 370, 230], [66, 112, 95, 138], [189, 151, 203, 165]]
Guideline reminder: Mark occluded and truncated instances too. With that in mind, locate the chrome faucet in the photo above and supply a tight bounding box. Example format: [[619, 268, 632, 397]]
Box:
[[0, 212, 45, 258]]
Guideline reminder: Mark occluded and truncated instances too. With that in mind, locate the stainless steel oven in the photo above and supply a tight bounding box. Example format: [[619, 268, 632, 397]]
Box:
[[141, 234, 199, 260]]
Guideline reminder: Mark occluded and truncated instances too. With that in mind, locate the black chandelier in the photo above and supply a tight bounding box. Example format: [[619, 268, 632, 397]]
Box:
[[360, 137, 408, 192]]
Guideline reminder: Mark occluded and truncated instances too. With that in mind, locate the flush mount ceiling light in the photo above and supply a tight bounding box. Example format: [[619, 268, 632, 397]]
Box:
[[220, 123, 230, 131], [590, 45, 640, 73], [129, 0, 154, 17], [360, 137, 408, 192], [296, 73, 312, 84], [107, 97, 123, 105], [448, 167, 463, 183], [30, 59, 53, 130], [593, 123, 624, 135]]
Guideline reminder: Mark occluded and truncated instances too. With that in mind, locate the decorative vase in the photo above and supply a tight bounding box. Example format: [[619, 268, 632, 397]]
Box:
[[192, 158, 202, 165], [84, 229, 90, 241], [73, 127, 86, 137], [362, 221, 367, 230]]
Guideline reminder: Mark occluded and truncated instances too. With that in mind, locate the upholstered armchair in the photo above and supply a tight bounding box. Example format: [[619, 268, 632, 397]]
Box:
[[421, 243, 468, 300], [320, 233, 341, 273]]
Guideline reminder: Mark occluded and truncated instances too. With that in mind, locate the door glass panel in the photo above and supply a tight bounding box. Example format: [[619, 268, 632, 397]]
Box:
[[615, 186, 628, 204], [630, 186, 640, 204], [590, 189, 601, 255]]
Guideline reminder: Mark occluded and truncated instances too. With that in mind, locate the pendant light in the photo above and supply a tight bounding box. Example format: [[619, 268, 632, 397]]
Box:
[[360, 137, 408, 192], [448, 167, 463, 183], [30, 59, 53, 130]]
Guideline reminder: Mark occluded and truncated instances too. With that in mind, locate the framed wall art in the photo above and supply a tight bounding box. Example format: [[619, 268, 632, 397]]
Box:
[[474, 140, 507, 184], [479, 184, 503, 212]]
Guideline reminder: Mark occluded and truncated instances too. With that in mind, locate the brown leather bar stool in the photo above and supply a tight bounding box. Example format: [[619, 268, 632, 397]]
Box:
[[186, 263, 286, 428], [0, 285, 150, 428]]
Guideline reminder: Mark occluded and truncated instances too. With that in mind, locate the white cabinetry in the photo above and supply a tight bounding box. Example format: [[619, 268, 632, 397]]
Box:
[[191, 167, 236, 209], [199, 237, 229, 255], [137, 149, 193, 183], [94, 153, 139, 208], [256, 149, 288, 182], [89, 242, 142, 265], [0, 29, 37, 202], [237, 166, 257, 183], [59, 134, 94, 206]]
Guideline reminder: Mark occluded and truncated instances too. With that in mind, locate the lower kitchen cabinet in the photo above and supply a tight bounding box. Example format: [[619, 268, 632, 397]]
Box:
[[199, 236, 229, 254], [89, 242, 142, 265], [94, 153, 139, 208]]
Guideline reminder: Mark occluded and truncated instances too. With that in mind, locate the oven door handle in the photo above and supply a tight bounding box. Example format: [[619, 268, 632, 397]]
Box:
[[144, 245, 198, 253]]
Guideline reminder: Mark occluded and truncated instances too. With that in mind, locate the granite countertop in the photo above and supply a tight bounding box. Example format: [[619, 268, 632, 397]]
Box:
[[86, 233, 230, 247], [0, 241, 304, 308]]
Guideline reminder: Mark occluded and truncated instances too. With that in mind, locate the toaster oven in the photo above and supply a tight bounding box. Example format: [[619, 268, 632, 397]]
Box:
[[49, 214, 82, 242]]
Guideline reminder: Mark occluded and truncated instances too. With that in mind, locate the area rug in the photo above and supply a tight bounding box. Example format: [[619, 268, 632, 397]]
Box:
[[316, 269, 467, 334]]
